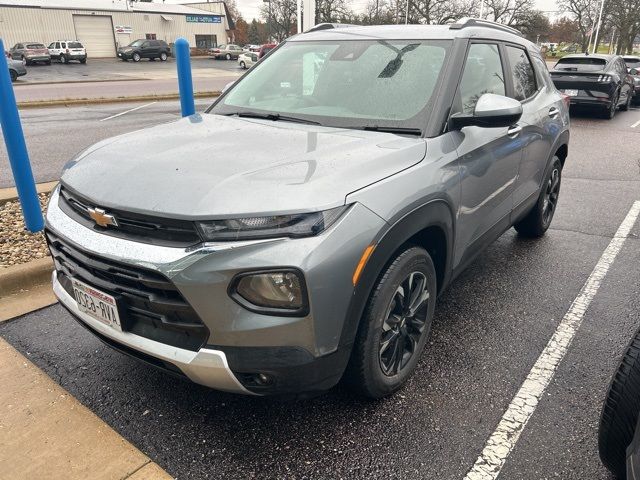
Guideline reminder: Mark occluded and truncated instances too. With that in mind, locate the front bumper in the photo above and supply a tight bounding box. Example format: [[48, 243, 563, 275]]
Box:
[[53, 271, 252, 393], [46, 186, 385, 394], [117, 51, 133, 59]]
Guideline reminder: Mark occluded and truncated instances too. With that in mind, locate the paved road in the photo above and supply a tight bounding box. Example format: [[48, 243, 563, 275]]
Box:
[[11, 57, 244, 103], [0, 100, 212, 188], [1, 106, 640, 479]]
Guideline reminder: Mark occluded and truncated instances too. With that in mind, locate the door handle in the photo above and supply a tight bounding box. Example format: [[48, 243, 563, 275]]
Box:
[[549, 107, 560, 118], [507, 125, 522, 137]]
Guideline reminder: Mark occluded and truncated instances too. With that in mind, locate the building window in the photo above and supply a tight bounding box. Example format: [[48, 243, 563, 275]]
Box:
[[195, 34, 217, 49], [145, 33, 157, 40]]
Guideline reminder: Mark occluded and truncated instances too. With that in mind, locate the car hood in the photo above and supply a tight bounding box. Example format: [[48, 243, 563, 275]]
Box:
[[61, 113, 426, 219]]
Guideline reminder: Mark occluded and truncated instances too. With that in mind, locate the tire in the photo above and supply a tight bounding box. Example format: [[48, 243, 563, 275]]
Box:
[[160, 52, 168, 61], [343, 246, 437, 399], [59, 55, 66, 64], [240, 61, 246, 69], [598, 327, 640, 478], [514, 156, 562, 238], [225, 53, 231, 60], [10, 69, 17, 82], [45, 60, 51, 65], [605, 91, 619, 119], [621, 91, 632, 111], [80, 58, 87, 64], [132, 52, 141, 62]]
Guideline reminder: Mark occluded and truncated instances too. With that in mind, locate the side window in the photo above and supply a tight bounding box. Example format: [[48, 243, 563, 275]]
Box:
[[531, 54, 552, 89], [505, 46, 537, 101], [48, 42, 55, 49], [458, 43, 506, 114], [60, 42, 65, 49]]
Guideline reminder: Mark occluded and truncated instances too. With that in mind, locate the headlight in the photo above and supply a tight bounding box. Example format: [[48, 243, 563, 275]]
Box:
[[231, 270, 308, 315], [196, 205, 349, 241]]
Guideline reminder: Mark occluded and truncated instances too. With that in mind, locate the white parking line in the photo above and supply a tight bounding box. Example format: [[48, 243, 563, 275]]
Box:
[[99, 102, 157, 122], [630, 118, 640, 128], [463, 200, 640, 480]]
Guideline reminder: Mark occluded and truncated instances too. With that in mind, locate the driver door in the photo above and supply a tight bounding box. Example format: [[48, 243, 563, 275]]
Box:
[[449, 42, 523, 268]]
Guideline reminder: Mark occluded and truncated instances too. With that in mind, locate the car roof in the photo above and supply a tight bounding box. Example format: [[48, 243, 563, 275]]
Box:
[[288, 23, 535, 50], [623, 55, 640, 60]]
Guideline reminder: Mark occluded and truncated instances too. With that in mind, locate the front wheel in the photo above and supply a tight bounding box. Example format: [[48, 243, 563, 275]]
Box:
[[599, 327, 640, 478], [239, 60, 246, 69], [344, 246, 437, 399], [160, 52, 167, 61], [225, 53, 231, 60], [514, 156, 562, 238], [10, 69, 17, 82], [132, 52, 141, 62]]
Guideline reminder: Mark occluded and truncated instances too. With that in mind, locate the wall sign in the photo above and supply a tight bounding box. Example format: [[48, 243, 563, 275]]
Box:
[[185, 15, 222, 23], [115, 25, 133, 34]]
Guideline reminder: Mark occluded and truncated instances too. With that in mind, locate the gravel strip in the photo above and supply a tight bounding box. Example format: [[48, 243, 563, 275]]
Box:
[[0, 193, 50, 268]]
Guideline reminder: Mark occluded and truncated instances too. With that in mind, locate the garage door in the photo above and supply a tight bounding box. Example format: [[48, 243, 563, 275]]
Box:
[[73, 15, 115, 58]]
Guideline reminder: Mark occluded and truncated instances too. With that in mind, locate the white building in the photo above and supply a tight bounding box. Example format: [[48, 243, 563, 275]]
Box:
[[0, 0, 235, 57]]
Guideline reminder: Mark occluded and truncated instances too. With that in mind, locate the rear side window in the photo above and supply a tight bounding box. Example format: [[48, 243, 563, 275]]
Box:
[[505, 46, 537, 100], [27, 44, 45, 49], [458, 43, 506, 114], [531, 54, 553, 89], [61, 42, 66, 48]]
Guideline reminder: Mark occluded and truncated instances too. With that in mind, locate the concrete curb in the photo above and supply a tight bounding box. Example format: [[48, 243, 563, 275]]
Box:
[[17, 91, 220, 108], [0, 181, 58, 206], [0, 257, 54, 298]]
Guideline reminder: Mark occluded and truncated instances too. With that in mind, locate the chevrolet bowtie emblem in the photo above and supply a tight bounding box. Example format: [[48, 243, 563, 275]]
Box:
[[88, 207, 118, 228]]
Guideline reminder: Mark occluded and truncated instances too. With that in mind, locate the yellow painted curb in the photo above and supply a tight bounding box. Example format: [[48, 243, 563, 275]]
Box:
[[0, 181, 58, 206], [0, 338, 173, 480]]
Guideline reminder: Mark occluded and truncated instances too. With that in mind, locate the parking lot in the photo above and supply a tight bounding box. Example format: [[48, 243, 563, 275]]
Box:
[[0, 100, 639, 478]]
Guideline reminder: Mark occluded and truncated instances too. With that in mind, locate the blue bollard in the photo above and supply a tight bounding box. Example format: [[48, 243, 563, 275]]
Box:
[[174, 38, 195, 117], [0, 38, 44, 233]]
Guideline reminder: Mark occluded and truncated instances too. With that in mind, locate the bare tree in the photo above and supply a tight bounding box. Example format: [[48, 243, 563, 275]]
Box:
[[557, 0, 601, 51], [260, 0, 297, 41], [607, 0, 640, 53]]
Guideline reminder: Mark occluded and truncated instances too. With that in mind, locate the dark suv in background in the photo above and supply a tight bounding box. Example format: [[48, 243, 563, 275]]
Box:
[[46, 19, 569, 399], [118, 39, 170, 62]]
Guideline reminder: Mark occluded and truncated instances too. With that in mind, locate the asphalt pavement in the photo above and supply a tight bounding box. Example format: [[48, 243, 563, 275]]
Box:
[[1, 105, 640, 479]]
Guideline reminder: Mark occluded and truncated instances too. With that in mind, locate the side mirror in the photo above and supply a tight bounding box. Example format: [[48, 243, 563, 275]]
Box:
[[222, 81, 235, 93], [630, 68, 639, 76], [450, 93, 523, 130]]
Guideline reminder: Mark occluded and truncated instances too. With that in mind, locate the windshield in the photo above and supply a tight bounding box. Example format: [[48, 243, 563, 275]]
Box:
[[555, 57, 607, 72], [128, 40, 144, 47], [210, 39, 451, 132]]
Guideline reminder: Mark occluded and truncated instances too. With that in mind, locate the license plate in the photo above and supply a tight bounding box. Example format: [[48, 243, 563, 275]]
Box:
[[564, 89, 578, 96], [72, 278, 122, 330]]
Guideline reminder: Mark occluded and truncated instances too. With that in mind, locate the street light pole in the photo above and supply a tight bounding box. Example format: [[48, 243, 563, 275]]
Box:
[[405, 0, 410, 24], [262, 0, 271, 41], [592, 0, 605, 54]]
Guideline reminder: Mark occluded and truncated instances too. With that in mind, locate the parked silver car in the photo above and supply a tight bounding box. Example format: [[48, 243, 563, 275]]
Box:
[[9, 42, 51, 65], [7, 56, 27, 82], [209, 44, 243, 60], [46, 19, 570, 399]]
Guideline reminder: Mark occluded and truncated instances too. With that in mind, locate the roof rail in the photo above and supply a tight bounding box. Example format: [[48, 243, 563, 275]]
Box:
[[305, 23, 357, 33], [449, 17, 522, 36]]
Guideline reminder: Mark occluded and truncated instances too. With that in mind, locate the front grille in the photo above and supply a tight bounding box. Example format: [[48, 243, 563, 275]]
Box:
[[58, 185, 201, 247], [46, 229, 209, 351]]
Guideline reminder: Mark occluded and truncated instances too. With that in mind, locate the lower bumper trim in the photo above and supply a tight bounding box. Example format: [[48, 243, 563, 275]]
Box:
[[52, 271, 254, 395]]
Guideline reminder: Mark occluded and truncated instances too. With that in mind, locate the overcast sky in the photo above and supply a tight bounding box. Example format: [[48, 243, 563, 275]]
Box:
[[165, 0, 560, 23]]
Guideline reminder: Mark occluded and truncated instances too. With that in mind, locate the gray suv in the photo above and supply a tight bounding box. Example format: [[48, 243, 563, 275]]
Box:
[[46, 19, 570, 399]]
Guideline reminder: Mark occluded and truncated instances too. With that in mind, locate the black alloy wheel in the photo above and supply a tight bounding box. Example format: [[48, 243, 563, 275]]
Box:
[[606, 91, 619, 119], [379, 272, 430, 376], [542, 166, 560, 228]]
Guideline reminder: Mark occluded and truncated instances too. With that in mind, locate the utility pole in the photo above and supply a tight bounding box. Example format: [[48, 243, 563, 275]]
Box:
[[405, 0, 410, 24], [592, 0, 605, 54], [479, 0, 484, 20], [262, 0, 271, 41]]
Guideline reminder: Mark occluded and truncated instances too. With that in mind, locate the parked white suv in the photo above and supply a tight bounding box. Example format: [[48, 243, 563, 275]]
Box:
[[48, 40, 87, 64]]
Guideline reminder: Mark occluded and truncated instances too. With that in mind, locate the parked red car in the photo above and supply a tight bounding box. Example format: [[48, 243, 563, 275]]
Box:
[[258, 43, 277, 59]]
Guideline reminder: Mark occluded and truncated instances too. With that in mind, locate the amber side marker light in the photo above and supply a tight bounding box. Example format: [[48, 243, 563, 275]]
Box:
[[353, 245, 376, 286]]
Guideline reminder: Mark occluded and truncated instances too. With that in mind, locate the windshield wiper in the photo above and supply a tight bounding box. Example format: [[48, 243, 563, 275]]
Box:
[[361, 126, 422, 136], [224, 111, 321, 125]]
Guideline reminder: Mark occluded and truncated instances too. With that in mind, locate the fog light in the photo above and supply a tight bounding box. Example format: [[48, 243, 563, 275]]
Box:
[[256, 373, 273, 385], [235, 271, 304, 310]]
